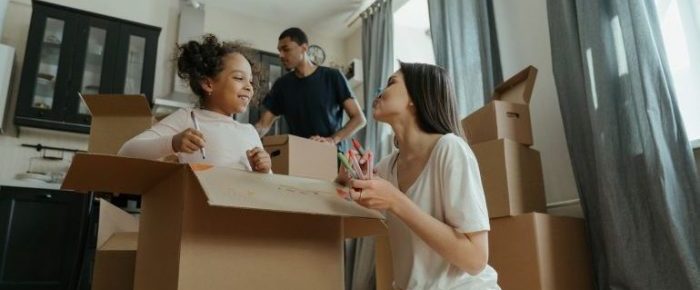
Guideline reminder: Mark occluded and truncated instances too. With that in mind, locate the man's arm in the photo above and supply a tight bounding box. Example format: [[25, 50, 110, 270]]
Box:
[[330, 98, 366, 143], [254, 110, 279, 137]]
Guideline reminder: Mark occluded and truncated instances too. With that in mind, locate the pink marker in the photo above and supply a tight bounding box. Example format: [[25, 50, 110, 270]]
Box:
[[349, 150, 364, 179], [367, 151, 374, 179]]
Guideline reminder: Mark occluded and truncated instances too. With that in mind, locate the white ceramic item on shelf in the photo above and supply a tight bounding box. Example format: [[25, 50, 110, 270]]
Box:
[[15, 172, 52, 183]]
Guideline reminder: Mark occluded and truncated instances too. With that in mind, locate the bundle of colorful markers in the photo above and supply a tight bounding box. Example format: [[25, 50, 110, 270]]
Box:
[[338, 139, 374, 180]]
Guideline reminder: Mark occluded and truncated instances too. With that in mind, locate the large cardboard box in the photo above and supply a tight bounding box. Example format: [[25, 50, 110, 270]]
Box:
[[263, 134, 338, 181], [471, 139, 546, 218], [489, 213, 593, 290], [92, 199, 139, 290], [83, 95, 153, 155], [462, 66, 538, 146], [62, 154, 385, 290]]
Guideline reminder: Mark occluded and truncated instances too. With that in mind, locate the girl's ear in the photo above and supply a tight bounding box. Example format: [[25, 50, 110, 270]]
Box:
[[199, 78, 214, 96]]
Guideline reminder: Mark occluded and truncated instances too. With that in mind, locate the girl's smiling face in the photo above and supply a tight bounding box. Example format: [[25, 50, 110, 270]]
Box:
[[201, 52, 255, 115]]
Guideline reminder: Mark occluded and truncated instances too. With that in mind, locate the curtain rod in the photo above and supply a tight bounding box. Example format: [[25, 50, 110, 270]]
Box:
[[347, 0, 389, 28]]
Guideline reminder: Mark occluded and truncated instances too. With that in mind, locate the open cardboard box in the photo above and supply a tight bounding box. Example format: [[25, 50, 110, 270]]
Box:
[[92, 199, 139, 290], [471, 139, 546, 218], [262, 134, 338, 182], [462, 66, 538, 146], [62, 154, 385, 290], [489, 213, 593, 290]]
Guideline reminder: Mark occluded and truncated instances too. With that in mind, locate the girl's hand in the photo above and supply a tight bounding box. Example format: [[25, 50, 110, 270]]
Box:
[[172, 128, 206, 153], [337, 177, 408, 212], [247, 147, 272, 173]]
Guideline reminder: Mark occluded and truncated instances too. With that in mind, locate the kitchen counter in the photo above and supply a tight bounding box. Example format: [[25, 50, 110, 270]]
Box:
[[0, 178, 62, 190]]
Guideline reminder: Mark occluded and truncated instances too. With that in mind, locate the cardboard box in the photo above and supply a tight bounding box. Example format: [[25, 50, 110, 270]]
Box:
[[92, 199, 139, 290], [471, 139, 546, 218], [462, 66, 538, 146], [62, 154, 385, 290], [83, 95, 154, 155], [489, 213, 593, 290], [263, 134, 338, 181]]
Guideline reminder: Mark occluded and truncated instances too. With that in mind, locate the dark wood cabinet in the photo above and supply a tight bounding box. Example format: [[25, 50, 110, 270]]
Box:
[[15, 0, 161, 133], [0, 186, 92, 290]]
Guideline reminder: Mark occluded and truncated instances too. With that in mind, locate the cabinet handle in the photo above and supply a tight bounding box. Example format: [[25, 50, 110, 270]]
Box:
[[40, 193, 53, 199]]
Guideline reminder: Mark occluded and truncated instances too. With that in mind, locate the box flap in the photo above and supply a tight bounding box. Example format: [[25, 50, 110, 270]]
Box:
[[492, 66, 538, 104], [88, 116, 154, 155], [100, 232, 138, 251], [97, 199, 139, 249], [189, 164, 384, 221], [262, 134, 290, 147], [83, 94, 153, 117], [62, 154, 183, 194], [84, 94, 154, 154]]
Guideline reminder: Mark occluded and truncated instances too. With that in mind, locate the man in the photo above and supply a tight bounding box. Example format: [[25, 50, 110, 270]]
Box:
[[255, 27, 366, 152]]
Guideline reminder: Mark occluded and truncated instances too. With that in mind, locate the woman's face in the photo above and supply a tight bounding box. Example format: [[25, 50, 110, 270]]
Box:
[[372, 70, 414, 123], [202, 52, 254, 115]]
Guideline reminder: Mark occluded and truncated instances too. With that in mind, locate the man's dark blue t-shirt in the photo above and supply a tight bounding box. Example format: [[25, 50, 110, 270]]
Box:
[[263, 66, 354, 152]]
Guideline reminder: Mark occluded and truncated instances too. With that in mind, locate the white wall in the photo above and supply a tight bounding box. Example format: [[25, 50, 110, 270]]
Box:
[[205, 5, 347, 67], [694, 148, 700, 181], [493, 0, 582, 217], [0, 0, 348, 182]]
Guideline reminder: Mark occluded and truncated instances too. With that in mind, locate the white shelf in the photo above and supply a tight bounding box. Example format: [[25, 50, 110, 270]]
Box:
[[691, 139, 700, 150]]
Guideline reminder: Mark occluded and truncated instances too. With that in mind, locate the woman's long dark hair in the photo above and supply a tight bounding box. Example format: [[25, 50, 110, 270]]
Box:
[[399, 61, 464, 138], [391, 62, 466, 173]]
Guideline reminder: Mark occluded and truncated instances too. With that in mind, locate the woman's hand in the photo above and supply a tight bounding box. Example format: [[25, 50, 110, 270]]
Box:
[[337, 177, 409, 213], [247, 147, 272, 173], [172, 128, 206, 153], [335, 150, 373, 186]]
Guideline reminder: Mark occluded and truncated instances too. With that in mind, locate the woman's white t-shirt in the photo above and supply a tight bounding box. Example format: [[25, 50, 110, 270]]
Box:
[[375, 133, 501, 290], [118, 108, 263, 171]]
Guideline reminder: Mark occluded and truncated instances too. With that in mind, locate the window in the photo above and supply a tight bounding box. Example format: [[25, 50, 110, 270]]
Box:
[[654, 0, 700, 146], [393, 0, 434, 69]]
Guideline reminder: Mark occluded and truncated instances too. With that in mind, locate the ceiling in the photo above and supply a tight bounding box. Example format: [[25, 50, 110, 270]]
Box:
[[202, 0, 372, 38]]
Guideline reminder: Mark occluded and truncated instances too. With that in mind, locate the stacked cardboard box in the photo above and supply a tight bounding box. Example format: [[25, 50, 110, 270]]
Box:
[[462, 67, 592, 289], [463, 66, 545, 218]]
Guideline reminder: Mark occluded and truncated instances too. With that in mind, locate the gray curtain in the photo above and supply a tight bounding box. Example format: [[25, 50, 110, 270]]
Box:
[[547, 0, 700, 289], [428, 0, 502, 117], [346, 1, 394, 290]]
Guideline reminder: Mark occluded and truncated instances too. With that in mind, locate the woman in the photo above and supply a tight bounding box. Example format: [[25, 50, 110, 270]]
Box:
[[119, 34, 271, 173], [337, 62, 500, 289]]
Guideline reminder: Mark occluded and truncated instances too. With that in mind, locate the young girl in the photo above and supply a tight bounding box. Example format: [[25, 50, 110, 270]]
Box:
[[338, 62, 500, 289], [119, 34, 271, 173]]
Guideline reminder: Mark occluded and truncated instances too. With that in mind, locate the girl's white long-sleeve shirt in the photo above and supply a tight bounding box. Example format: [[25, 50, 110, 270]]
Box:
[[118, 108, 263, 171]]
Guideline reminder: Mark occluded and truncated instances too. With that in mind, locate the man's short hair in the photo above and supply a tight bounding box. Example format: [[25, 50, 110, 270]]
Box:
[[279, 27, 309, 46]]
